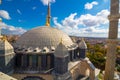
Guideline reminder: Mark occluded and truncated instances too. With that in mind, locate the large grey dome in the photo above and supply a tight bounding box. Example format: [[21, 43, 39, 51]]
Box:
[[15, 26, 75, 51]]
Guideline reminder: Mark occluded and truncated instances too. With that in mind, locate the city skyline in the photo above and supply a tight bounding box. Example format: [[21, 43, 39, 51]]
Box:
[[0, 0, 111, 37]]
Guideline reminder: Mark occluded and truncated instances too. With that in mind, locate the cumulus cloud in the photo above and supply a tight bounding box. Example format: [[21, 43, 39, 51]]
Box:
[[40, 0, 55, 5], [0, 22, 26, 35], [80, 10, 109, 27], [17, 9, 22, 15], [85, 1, 98, 10], [53, 9, 110, 37], [0, 10, 11, 20]]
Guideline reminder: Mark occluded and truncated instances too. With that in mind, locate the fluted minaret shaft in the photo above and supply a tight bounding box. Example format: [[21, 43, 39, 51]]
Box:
[[104, 0, 119, 80]]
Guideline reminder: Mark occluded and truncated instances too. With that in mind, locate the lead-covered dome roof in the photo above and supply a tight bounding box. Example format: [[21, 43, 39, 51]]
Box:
[[15, 26, 77, 53]]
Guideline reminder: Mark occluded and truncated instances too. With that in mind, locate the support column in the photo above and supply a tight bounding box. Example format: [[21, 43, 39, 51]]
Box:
[[24, 55, 27, 67], [51, 54, 54, 68], [104, 0, 119, 80], [41, 55, 47, 70]]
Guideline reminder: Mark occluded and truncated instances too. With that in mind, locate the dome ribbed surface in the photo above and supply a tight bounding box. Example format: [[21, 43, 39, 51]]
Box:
[[16, 26, 74, 49]]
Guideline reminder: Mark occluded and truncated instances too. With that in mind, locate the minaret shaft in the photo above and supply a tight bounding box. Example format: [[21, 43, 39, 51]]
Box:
[[104, 0, 119, 80]]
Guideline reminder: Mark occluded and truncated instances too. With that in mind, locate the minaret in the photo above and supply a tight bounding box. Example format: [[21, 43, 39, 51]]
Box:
[[104, 0, 119, 80], [45, 2, 51, 27], [78, 38, 87, 59]]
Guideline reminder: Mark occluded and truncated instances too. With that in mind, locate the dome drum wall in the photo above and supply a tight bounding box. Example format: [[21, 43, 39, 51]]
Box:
[[15, 52, 54, 73]]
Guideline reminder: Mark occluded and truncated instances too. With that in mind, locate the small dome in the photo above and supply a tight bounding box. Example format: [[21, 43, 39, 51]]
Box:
[[54, 42, 68, 57], [79, 39, 87, 49], [15, 26, 76, 52]]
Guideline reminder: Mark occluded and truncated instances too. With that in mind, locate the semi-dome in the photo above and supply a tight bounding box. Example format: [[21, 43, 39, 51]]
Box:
[[15, 26, 76, 51]]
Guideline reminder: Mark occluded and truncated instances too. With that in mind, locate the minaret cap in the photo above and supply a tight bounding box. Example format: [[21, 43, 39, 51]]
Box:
[[45, 2, 51, 27], [54, 38, 68, 57], [79, 38, 87, 49]]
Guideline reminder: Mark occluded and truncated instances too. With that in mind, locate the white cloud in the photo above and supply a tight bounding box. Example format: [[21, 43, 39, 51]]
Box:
[[53, 9, 110, 37], [32, 6, 37, 10], [0, 10, 11, 20], [85, 1, 98, 10], [80, 10, 109, 27], [17, 9, 22, 15], [0, 22, 26, 35], [40, 0, 55, 5]]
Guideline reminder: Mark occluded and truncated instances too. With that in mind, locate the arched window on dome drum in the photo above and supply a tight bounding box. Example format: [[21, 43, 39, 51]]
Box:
[[32, 55, 38, 67], [41, 54, 47, 70], [21, 55, 24, 67], [29, 55, 32, 67], [23, 54, 28, 67], [27, 54, 29, 67], [51, 54, 54, 68], [15, 54, 22, 67], [38, 55, 41, 69]]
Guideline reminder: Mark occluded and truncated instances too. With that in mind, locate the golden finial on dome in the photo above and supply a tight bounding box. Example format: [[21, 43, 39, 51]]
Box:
[[60, 37, 63, 44], [45, 2, 51, 27], [0, 18, 2, 36]]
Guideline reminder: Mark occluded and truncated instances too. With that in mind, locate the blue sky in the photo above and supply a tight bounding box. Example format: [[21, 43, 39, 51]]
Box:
[[0, 0, 113, 37]]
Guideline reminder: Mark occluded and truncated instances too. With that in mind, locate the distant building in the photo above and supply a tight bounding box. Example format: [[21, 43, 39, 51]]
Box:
[[0, 3, 100, 80]]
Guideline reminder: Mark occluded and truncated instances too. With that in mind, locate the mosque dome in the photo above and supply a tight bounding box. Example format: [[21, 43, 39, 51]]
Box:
[[15, 26, 76, 52]]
